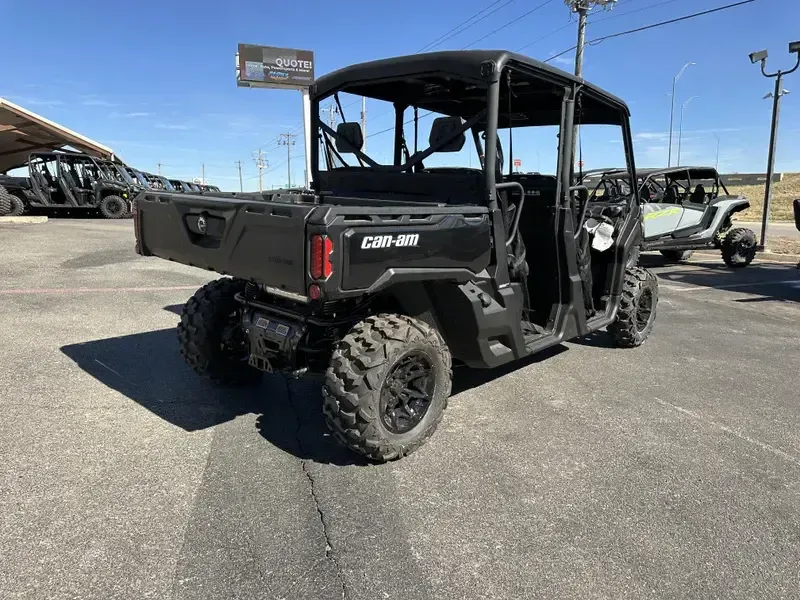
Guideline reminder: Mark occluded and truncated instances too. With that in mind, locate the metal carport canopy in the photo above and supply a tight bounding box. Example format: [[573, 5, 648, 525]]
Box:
[[0, 97, 116, 173]]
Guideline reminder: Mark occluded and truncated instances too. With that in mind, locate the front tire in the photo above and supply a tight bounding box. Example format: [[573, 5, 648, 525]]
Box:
[[660, 249, 693, 262], [323, 314, 452, 462], [721, 227, 757, 268], [609, 267, 658, 348], [98, 194, 127, 219], [177, 278, 261, 385]]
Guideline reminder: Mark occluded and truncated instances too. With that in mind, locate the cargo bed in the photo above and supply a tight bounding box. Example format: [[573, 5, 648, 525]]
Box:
[[135, 190, 316, 294]]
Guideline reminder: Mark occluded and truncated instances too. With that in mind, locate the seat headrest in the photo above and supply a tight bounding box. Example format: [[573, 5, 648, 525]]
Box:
[[428, 117, 466, 153]]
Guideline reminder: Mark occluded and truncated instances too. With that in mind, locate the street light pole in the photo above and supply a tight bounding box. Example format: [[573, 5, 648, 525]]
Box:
[[677, 96, 697, 167], [749, 42, 800, 250], [668, 62, 695, 167]]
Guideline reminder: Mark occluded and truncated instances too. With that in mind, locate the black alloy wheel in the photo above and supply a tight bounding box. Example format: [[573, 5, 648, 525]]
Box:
[[379, 351, 436, 434]]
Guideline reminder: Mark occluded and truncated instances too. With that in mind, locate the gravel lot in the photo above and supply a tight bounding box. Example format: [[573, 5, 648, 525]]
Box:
[[1, 220, 799, 600]]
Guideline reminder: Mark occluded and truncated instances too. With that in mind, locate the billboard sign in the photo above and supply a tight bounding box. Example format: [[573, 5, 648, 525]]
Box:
[[237, 44, 315, 90]]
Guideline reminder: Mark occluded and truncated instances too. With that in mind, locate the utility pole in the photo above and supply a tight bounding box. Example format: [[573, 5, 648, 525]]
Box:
[[201, 163, 205, 185], [668, 62, 696, 167], [677, 96, 698, 167], [252, 149, 267, 193], [279, 132, 297, 188], [713, 133, 720, 171], [748, 42, 800, 250], [565, 1, 616, 169], [235, 160, 243, 192], [565, 0, 616, 79], [324, 103, 338, 129], [157, 162, 162, 175], [361, 96, 367, 154]]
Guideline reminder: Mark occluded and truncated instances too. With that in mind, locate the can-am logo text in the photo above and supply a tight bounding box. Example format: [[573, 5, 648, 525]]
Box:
[[360, 234, 420, 249]]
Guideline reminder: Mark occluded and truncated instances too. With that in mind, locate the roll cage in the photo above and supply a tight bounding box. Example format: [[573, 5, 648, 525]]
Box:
[[310, 50, 637, 213], [582, 166, 730, 205]]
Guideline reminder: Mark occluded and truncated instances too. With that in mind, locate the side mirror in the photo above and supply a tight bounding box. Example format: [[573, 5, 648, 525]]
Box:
[[793, 198, 800, 231], [335, 122, 364, 154]]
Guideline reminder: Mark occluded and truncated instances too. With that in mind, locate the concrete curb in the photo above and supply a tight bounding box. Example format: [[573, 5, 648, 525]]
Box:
[[0, 216, 49, 224]]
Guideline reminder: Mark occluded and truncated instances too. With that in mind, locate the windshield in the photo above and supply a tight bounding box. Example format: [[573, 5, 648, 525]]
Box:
[[101, 161, 134, 185], [127, 168, 150, 187], [316, 76, 488, 175]]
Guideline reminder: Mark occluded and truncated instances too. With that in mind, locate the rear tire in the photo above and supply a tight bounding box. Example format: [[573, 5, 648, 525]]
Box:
[[7, 194, 25, 217], [177, 278, 261, 385], [323, 314, 452, 462], [609, 267, 658, 348], [99, 194, 126, 219], [0, 186, 12, 216], [721, 227, 757, 268], [659, 249, 693, 262]]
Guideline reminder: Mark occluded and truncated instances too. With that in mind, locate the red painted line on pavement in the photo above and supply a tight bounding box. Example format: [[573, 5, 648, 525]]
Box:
[[0, 285, 199, 295]]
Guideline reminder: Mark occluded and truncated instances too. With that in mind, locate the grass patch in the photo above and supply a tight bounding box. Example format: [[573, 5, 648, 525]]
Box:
[[768, 236, 800, 256], [728, 173, 800, 222]]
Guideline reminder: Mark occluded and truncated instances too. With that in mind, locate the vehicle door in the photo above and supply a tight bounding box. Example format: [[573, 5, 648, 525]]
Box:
[[56, 156, 84, 206], [28, 156, 54, 203]]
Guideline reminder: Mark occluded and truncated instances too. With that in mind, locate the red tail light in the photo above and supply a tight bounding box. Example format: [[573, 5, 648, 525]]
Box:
[[310, 234, 333, 280]]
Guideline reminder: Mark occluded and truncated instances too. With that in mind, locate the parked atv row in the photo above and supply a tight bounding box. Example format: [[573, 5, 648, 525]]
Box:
[[0, 152, 134, 218], [0, 150, 223, 218]]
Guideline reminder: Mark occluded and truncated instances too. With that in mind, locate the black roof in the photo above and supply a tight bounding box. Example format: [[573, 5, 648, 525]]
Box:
[[314, 50, 630, 127], [584, 166, 721, 180]]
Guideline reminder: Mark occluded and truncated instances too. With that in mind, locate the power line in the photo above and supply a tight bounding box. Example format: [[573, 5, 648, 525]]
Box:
[[544, 0, 758, 63], [420, 0, 518, 52], [248, 0, 521, 151], [516, 21, 574, 53], [461, 0, 557, 49], [586, 0, 685, 24]]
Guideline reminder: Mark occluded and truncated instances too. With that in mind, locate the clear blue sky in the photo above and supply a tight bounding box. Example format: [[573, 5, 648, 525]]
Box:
[[1, 0, 794, 191]]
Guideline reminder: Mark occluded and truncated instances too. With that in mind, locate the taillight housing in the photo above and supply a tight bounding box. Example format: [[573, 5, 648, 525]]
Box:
[[310, 234, 333, 280]]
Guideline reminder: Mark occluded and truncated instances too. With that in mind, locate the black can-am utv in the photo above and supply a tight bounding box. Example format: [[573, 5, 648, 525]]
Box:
[[0, 151, 131, 218], [133, 50, 659, 461]]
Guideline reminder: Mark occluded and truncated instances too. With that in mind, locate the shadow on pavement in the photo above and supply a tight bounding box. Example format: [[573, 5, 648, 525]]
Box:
[[61, 328, 571, 465], [451, 345, 568, 394], [163, 303, 183, 316], [61, 328, 263, 432], [647, 257, 800, 303]]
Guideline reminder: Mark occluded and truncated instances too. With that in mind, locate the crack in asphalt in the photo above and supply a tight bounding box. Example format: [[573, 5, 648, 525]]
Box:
[[283, 376, 350, 600]]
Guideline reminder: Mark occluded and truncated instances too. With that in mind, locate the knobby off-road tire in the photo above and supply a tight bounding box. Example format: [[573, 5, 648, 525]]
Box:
[[660, 249, 694, 262], [323, 314, 453, 462], [99, 194, 127, 219], [626, 246, 641, 269], [177, 278, 261, 385], [609, 267, 658, 348], [0, 186, 12, 216], [721, 227, 757, 268], [7, 194, 25, 217]]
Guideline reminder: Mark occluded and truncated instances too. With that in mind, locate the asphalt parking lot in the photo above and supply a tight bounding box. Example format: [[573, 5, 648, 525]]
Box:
[[1, 220, 799, 600]]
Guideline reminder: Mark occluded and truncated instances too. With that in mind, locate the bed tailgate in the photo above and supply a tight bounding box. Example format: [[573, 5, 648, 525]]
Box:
[[135, 191, 315, 294]]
